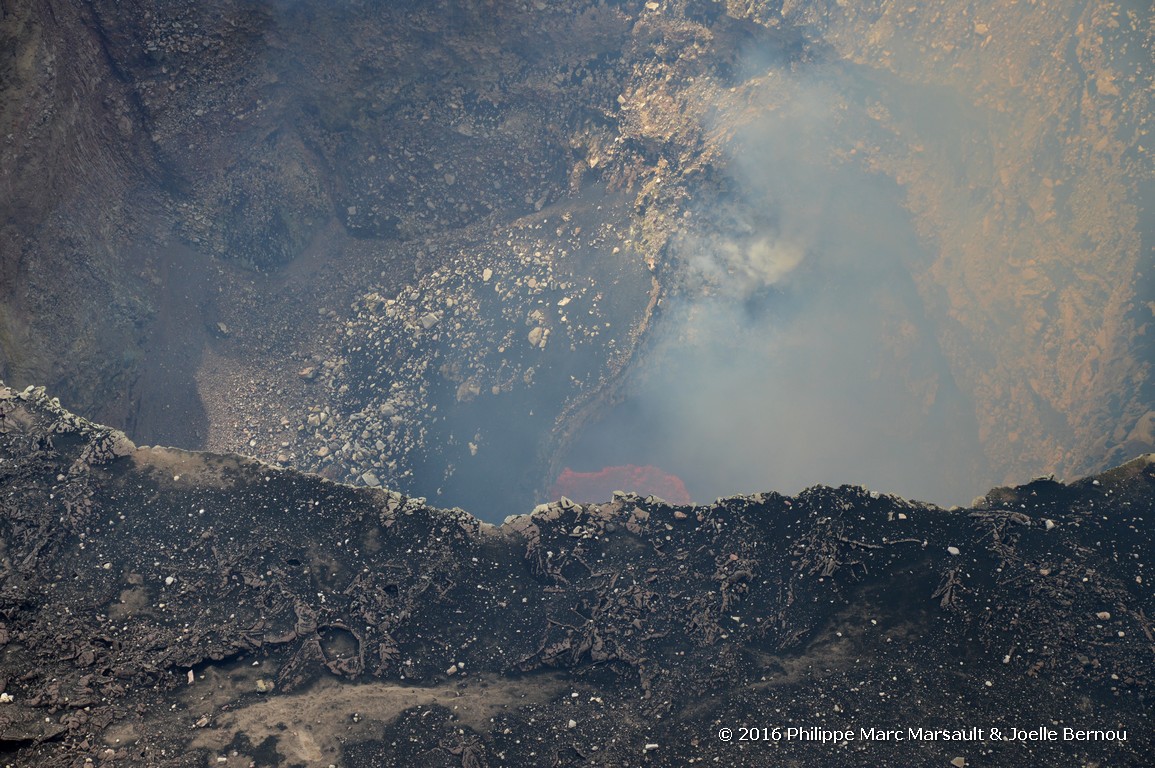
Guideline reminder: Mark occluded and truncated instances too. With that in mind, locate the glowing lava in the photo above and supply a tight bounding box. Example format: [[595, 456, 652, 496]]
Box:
[[550, 464, 693, 505]]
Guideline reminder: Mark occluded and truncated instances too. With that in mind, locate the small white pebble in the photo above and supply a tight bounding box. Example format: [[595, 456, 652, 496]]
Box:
[[947, 546, 961, 556]]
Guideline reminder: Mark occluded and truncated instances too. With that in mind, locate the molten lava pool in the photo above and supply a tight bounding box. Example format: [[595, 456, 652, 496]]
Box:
[[550, 464, 693, 505]]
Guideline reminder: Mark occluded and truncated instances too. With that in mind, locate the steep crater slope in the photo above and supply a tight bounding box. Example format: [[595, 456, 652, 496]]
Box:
[[2, 0, 1153, 515]]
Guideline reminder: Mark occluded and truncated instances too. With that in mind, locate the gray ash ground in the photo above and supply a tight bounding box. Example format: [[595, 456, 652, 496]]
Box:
[[1, 383, 1151, 766]]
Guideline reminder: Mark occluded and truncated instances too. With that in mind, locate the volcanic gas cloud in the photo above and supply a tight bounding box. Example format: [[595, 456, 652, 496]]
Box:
[[550, 464, 693, 505]]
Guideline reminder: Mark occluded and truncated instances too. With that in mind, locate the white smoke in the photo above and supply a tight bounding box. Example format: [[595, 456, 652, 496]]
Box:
[[569, 66, 995, 507], [682, 229, 807, 296]]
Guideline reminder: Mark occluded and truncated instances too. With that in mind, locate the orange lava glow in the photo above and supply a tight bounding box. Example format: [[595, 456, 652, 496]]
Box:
[[550, 464, 693, 505]]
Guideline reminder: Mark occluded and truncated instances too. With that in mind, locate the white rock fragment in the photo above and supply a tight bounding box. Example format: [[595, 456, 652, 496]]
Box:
[[482, 268, 493, 282], [1096, 611, 1112, 620], [0, 692, 13, 703], [947, 546, 961, 556], [568, 719, 577, 729], [644, 743, 659, 752], [165, 576, 176, 586], [446, 664, 458, 675]]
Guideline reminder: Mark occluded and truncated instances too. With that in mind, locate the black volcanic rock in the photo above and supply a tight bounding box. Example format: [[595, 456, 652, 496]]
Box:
[[0, 381, 1151, 766]]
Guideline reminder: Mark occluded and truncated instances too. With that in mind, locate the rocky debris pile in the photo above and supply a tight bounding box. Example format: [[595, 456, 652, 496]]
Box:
[[289, 195, 655, 510], [0, 384, 1151, 766]]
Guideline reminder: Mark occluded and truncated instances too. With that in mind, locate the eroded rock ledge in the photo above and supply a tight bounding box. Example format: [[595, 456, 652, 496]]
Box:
[[0, 382, 1151, 766]]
